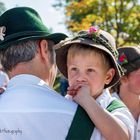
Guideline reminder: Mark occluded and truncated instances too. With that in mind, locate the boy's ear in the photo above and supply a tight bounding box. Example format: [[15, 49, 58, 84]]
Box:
[[105, 68, 115, 85]]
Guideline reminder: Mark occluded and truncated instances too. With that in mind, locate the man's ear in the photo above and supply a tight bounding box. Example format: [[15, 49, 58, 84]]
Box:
[[38, 39, 49, 61], [105, 68, 115, 85]]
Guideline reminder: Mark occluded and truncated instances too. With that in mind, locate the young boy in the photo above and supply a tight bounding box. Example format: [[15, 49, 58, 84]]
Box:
[[111, 46, 140, 140], [55, 27, 134, 140]]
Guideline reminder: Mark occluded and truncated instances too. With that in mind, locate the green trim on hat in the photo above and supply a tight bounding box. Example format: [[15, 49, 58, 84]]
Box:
[[0, 31, 67, 49]]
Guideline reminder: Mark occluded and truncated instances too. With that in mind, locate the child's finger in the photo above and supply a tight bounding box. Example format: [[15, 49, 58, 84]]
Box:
[[67, 90, 77, 96]]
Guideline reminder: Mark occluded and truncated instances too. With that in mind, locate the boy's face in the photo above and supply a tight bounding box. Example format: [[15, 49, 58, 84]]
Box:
[[67, 51, 114, 98]]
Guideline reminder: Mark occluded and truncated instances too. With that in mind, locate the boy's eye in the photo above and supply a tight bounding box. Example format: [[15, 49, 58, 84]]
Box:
[[71, 67, 77, 71], [87, 68, 94, 72]]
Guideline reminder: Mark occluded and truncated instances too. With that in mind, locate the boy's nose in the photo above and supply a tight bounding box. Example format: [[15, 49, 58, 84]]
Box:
[[76, 74, 86, 83]]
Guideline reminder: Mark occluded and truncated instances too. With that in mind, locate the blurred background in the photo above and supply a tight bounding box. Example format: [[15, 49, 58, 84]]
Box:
[[0, 0, 140, 95]]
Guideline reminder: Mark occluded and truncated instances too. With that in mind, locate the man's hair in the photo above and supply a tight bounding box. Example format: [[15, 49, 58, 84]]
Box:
[[0, 40, 55, 72], [67, 44, 114, 71]]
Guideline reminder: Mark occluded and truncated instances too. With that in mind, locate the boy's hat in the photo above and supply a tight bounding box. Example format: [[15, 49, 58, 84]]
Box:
[[118, 46, 140, 74], [55, 26, 122, 88], [0, 7, 67, 49]]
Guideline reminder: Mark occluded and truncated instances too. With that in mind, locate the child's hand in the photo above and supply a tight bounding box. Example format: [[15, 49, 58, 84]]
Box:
[[73, 84, 91, 106], [67, 82, 92, 107], [67, 83, 81, 97]]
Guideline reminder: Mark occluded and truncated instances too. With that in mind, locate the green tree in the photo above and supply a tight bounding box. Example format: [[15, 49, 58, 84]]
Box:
[[54, 0, 140, 47], [0, 1, 6, 15]]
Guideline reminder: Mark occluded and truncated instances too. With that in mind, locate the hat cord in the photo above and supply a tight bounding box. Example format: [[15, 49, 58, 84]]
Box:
[[72, 31, 118, 60]]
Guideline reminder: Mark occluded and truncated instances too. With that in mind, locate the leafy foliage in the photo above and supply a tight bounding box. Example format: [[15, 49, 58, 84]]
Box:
[[54, 0, 140, 47], [53, 74, 61, 93]]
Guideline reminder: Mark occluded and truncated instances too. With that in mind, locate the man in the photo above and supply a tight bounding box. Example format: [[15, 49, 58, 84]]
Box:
[[111, 46, 140, 140], [0, 7, 79, 140]]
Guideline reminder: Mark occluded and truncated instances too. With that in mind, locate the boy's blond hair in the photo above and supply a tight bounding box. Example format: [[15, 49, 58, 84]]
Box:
[[67, 44, 113, 71]]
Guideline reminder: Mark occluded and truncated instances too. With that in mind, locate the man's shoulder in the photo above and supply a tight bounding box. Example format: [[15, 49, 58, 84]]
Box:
[[0, 85, 78, 113]]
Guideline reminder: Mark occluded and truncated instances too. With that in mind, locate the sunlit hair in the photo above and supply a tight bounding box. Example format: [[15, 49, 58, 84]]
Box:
[[67, 44, 113, 71], [0, 40, 55, 72]]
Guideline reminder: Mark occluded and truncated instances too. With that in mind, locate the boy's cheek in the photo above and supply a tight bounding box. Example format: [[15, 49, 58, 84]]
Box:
[[68, 76, 77, 86]]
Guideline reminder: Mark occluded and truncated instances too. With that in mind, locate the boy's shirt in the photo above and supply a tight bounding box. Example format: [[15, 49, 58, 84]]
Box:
[[66, 89, 134, 140], [91, 89, 134, 140]]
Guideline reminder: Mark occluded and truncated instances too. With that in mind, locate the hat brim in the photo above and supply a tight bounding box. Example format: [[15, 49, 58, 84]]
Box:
[[55, 38, 121, 88], [0, 31, 67, 49]]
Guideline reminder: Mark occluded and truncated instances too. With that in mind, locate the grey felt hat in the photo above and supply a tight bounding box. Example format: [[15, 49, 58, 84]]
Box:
[[55, 26, 123, 88]]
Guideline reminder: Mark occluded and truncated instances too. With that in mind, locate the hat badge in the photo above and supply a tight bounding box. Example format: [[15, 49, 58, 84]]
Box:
[[0, 26, 6, 41], [118, 52, 128, 65]]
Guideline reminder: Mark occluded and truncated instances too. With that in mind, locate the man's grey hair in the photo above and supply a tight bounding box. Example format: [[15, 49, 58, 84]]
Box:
[[0, 40, 55, 72]]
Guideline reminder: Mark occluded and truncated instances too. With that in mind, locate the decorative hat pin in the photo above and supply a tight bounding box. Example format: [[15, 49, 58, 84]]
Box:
[[118, 52, 128, 65], [88, 26, 100, 34], [0, 26, 6, 41]]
